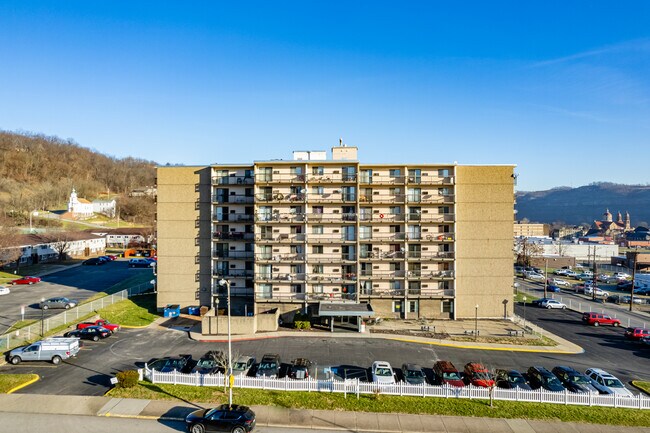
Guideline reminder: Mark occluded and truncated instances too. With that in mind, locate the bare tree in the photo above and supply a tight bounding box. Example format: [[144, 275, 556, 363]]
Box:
[[0, 217, 22, 269], [514, 237, 543, 267], [49, 233, 73, 261]]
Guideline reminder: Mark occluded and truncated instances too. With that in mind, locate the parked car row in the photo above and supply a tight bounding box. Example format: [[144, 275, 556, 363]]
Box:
[[146, 353, 637, 397], [82, 255, 116, 265]]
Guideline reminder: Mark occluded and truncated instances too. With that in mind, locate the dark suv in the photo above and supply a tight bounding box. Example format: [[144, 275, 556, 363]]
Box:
[[495, 369, 531, 390], [551, 366, 599, 393], [527, 366, 565, 392], [185, 404, 256, 433], [256, 354, 281, 378], [288, 358, 311, 380]]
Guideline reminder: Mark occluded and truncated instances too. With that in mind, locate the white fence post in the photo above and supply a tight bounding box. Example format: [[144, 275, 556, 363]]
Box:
[[64, 311, 67, 324], [357, 378, 360, 399]]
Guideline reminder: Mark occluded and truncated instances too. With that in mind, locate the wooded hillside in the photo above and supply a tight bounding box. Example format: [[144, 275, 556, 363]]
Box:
[[0, 131, 156, 220]]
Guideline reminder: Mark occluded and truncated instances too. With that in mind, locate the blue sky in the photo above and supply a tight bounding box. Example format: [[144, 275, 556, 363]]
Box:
[[1, 1, 649, 191]]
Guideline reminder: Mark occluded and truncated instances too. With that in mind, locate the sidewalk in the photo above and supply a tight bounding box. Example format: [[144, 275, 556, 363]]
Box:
[[184, 316, 583, 354], [0, 393, 647, 432]]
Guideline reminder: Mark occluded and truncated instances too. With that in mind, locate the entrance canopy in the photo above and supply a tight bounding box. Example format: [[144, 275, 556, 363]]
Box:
[[318, 302, 375, 317]]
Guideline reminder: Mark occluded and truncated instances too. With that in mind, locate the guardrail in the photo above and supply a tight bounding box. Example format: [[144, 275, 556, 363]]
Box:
[[0, 282, 154, 351], [141, 367, 649, 410]]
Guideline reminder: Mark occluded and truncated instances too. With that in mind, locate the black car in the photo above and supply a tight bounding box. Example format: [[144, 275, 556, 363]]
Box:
[[256, 354, 281, 378], [82, 258, 105, 266], [495, 369, 532, 390], [552, 366, 602, 394], [148, 354, 194, 373], [185, 404, 255, 433], [288, 358, 311, 380], [64, 326, 112, 341], [527, 366, 565, 392], [401, 363, 427, 385], [191, 351, 224, 375]]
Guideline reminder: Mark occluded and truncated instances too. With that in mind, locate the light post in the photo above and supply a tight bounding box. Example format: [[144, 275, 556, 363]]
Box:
[[218, 278, 233, 408], [40, 297, 45, 336], [474, 304, 479, 340], [543, 258, 548, 299], [630, 252, 638, 312], [522, 296, 527, 331]]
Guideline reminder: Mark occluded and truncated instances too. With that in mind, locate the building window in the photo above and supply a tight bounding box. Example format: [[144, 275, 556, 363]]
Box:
[[312, 166, 324, 175], [312, 264, 323, 274], [442, 300, 454, 313], [312, 284, 323, 293], [438, 169, 450, 177], [258, 284, 272, 299], [312, 245, 323, 254], [389, 206, 401, 215], [312, 186, 324, 195], [389, 169, 401, 178], [408, 300, 419, 313], [312, 225, 323, 235], [389, 280, 401, 291], [392, 300, 403, 313]]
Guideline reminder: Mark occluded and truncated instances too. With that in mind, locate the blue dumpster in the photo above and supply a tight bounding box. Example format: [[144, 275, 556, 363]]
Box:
[[164, 304, 180, 318], [187, 306, 200, 316]]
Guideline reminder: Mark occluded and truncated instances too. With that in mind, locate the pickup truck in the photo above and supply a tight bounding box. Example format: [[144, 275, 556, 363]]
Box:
[[8, 337, 80, 365], [77, 319, 120, 332]]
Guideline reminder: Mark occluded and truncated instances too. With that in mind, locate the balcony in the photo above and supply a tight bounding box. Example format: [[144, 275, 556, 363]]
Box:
[[359, 250, 405, 260], [255, 253, 305, 261], [256, 213, 306, 223], [306, 253, 356, 262], [213, 269, 254, 278], [416, 176, 455, 185], [212, 213, 254, 222], [306, 233, 356, 243], [359, 288, 454, 297], [358, 270, 401, 279], [256, 292, 306, 302], [212, 194, 255, 204], [212, 176, 254, 185], [359, 175, 405, 185], [419, 232, 455, 242], [213, 287, 254, 297], [254, 273, 306, 282], [255, 192, 306, 203], [255, 233, 306, 242], [406, 194, 455, 204], [307, 174, 357, 183], [405, 270, 455, 279], [416, 214, 455, 223], [306, 273, 356, 283], [359, 213, 405, 223], [212, 251, 254, 259], [359, 194, 404, 204], [306, 212, 357, 223], [213, 231, 255, 241], [359, 232, 406, 242], [407, 251, 455, 260], [408, 288, 455, 297], [255, 174, 307, 184]]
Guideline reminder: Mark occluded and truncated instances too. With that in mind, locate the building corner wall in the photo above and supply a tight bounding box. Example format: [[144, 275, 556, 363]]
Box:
[[156, 166, 212, 310], [454, 166, 515, 319]]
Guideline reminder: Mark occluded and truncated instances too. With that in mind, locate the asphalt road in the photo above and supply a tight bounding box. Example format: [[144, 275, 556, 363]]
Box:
[[0, 260, 150, 334], [0, 412, 325, 433]]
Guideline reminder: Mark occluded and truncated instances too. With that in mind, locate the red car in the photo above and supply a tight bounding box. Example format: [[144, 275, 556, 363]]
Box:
[[582, 312, 621, 327], [11, 276, 41, 285], [464, 362, 495, 388], [77, 319, 120, 332], [625, 327, 650, 340], [433, 360, 465, 387]]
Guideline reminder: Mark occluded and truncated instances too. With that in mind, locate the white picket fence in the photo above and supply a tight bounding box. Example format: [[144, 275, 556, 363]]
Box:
[[141, 366, 649, 410]]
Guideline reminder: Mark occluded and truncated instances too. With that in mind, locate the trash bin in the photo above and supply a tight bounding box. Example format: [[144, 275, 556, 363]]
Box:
[[187, 306, 200, 316], [163, 304, 180, 318]]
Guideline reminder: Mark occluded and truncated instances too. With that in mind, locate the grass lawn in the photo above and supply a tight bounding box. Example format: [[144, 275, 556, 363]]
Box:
[[633, 381, 650, 395], [514, 292, 538, 303], [0, 374, 39, 393], [97, 293, 159, 327], [108, 382, 650, 426]]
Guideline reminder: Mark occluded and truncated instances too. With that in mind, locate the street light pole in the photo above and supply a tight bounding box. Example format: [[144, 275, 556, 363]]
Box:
[[522, 296, 527, 331], [40, 297, 45, 337], [630, 252, 638, 312], [543, 258, 548, 298], [474, 304, 479, 340], [219, 278, 233, 408]]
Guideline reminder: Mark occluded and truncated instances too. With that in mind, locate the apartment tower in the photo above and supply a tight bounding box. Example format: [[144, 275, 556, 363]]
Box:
[[157, 145, 515, 332]]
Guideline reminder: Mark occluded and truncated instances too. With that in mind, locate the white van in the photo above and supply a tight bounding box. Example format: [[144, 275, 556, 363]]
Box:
[[8, 337, 80, 365]]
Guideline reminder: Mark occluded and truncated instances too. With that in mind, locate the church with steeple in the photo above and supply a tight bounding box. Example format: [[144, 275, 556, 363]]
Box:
[[66, 188, 116, 219], [587, 208, 632, 237]]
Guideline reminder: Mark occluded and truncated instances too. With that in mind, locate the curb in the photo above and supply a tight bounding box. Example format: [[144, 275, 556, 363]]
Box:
[[630, 381, 650, 396], [385, 337, 585, 354], [120, 324, 153, 329], [6, 374, 39, 394], [102, 412, 185, 421]]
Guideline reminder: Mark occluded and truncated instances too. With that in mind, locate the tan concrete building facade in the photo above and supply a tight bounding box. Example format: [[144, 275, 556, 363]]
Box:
[[156, 147, 515, 329]]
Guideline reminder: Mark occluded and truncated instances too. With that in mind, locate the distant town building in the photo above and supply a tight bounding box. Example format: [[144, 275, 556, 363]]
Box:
[[553, 225, 588, 240], [129, 186, 157, 198], [67, 188, 116, 219], [587, 209, 632, 238], [623, 226, 650, 248], [0, 232, 106, 267], [514, 222, 548, 237]]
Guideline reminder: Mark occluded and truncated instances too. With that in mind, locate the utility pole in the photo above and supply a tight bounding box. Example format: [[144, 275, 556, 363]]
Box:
[[543, 258, 548, 299], [630, 252, 638, 312]]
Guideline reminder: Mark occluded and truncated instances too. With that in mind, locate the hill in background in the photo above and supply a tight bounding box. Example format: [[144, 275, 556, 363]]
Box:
[[0, 130, 156, 224], [516, 183, 650, 227]]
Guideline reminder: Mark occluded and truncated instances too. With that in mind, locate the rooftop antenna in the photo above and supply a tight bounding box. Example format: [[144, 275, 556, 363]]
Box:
[[339, 137, 343, 146]]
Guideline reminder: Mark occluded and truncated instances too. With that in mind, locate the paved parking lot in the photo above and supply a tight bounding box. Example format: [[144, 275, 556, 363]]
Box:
[[0, 261, 152, 334]]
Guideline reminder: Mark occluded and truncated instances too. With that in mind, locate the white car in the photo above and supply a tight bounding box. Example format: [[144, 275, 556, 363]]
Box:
[[541, 299, 567, 309], [613, 272, 631, 279], [0, 286, 10, 295], [550, 278, 570, 287], [585, 368, 634, 397], [525, 272, 545, 281], [585, 287, 609, 297], [371, 361, 396, 385]]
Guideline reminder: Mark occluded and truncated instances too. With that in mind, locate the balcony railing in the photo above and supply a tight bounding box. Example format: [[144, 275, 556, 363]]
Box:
[[256, 193, 306, 203], [212, 194, 255, 204], [212, 213, 254, 222], [212, 251, 254, 259], [256, 213, 306, 222], [306, 233, 357, 242], [213, 231, 255, 241], [406, 194, 455, 204], [255, 292, 358, 302], [360, 250, 405, 259], [359, 232, 406, 241], [306, 273, 357, 282], [405, 270, 455, 279], [420, 232, 455, 241], [359, 175, 405, 185], [212, 176, 254, 185], [305, 174, 357, 183], [255, 233, 307, 242], [359, 194, 404, 204], [306, 212, 357, 222], [306, 253, 356, 262], [255, 253, 305, 261], [359, 213, 405, 222], [407, 251, 455, 260], [359, 288, 453, 297], [213, 269, 254, 278], [255, 273, 306, 282]]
